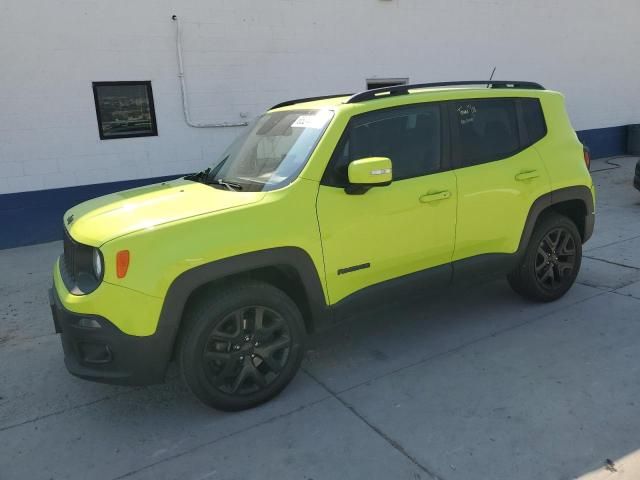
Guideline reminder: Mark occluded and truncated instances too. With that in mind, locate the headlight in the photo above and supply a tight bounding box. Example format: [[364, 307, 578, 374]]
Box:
[[92, 248, 103, 279]]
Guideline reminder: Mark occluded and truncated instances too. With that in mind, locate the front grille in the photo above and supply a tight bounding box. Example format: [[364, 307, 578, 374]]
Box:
[[60, 228, 101, 295]]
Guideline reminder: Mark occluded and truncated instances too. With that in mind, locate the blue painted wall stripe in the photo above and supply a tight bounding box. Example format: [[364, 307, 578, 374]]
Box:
[[0, 174, 182, 250], [576, 125, 627, 160], [0, 124, 634, 250]]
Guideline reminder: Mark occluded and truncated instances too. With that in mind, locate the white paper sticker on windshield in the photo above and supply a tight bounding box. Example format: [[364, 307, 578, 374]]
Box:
[[291, 111, 332, 129]]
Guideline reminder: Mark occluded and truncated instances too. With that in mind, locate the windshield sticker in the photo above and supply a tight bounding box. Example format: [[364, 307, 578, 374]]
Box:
[[291, 111, 332, 129]]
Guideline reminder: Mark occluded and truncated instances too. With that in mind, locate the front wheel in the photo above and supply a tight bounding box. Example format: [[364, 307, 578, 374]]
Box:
[[178, 281, 306, 411], [508, 212, 582, 302]]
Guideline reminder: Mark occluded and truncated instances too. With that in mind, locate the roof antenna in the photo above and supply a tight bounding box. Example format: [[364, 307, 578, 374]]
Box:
[[487, 66, 496, 88]]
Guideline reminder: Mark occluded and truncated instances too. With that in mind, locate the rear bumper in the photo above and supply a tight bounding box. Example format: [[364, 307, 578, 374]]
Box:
[[584, 201, 595, 243], [580, 185, 596, 244], [49, 287, 170, 386]]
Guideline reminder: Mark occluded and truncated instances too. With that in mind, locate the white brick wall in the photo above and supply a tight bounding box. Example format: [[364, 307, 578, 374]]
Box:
[[1, 0, 639, 194]]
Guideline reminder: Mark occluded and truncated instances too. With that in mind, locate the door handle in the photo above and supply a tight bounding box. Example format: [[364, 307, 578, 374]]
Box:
[[419, 190, 451, 203], [515, 170, 540, 181]]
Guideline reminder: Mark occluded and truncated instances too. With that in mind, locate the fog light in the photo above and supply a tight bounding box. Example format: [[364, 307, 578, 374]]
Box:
[[79, 343, 112, 364], [75, 317, 102, 329]]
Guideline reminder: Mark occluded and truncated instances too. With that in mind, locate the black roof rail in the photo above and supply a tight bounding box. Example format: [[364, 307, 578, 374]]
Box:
[[346, 80, 545, 104], [271, 93, 353, 110]]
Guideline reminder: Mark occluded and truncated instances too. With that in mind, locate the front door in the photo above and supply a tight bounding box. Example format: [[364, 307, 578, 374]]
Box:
[[316, 102, 457, 304]]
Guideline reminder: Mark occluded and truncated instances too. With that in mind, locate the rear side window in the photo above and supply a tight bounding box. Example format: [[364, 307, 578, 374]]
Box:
[[323, 103, 442, 185], [520, 98, 547, 145], [452, 98, 520, 167]]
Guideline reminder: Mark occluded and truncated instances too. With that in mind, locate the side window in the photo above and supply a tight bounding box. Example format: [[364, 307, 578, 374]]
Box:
[[520, 98, 547, 145], [325, 104, 441, 185], [452, 99, 520, 167]]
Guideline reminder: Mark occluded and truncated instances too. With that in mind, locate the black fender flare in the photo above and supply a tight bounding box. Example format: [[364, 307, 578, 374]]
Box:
[[516, 185, 595, 257], [452, 185, 595, 283], [151, 247, 329, 379]]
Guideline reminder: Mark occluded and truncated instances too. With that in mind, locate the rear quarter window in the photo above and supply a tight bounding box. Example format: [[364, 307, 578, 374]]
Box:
[[519, 98, 547, 146]]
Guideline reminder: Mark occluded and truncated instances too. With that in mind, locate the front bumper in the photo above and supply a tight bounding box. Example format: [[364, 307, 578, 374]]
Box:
[[634, 160, 640, 191], [49, 287, 170, 386]]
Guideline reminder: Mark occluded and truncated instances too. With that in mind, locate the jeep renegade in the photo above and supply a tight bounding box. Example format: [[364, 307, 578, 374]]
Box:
[[50, 81, 595, 410]]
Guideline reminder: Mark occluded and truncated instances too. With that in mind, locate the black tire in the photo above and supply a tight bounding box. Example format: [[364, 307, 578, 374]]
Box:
[[508, 212, 582, 302], [178, 281, 305, 411]]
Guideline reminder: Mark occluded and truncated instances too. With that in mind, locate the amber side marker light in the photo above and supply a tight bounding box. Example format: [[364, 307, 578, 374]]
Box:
[[583, 145, 591, 170], [116, 250, 130, 278]]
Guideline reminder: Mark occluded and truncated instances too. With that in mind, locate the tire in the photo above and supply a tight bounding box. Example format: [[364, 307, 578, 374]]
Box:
[[507, 212, 582, 302], [178, 281, 306, 411]]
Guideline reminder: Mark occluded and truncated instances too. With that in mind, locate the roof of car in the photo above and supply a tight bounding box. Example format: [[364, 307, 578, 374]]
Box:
[[270, 81, 549, 112]]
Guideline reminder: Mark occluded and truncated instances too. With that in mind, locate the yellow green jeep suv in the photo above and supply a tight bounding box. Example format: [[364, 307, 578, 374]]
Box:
[[50, 81, 595, 410]]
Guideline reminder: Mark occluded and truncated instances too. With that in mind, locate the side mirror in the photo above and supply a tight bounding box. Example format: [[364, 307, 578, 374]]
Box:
[[346, 157, 392, 195]]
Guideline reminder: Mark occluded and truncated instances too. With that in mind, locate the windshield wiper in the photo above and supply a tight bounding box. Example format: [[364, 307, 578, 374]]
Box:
[[209, 178, 243, 191], [184, 168, 211, 182], [186, 156, 241, 191]]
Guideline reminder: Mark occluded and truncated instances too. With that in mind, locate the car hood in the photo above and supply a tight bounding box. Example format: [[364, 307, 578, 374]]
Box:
[[65, 178, 265, 245]]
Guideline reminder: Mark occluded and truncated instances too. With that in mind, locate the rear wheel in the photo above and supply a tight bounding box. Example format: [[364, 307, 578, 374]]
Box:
[[178, 281, 305, 411], [508, 212, 582, 302]]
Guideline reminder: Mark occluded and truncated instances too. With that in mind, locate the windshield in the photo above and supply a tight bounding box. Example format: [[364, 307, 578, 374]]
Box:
[[204, 109, 334, 192]]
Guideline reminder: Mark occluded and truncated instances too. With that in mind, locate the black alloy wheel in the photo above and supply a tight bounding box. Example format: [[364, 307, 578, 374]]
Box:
[[534, 227, 578, 291], [203, 306, 292, 395], [507, 212, 582, 302], [179, 281, 305, 411]]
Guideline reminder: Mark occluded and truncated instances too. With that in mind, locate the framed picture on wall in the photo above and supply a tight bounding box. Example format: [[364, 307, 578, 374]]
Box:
[[92, 81, 158, 140]]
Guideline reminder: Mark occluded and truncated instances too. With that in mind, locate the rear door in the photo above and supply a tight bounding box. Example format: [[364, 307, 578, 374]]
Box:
[[450, 97, 551, 262]]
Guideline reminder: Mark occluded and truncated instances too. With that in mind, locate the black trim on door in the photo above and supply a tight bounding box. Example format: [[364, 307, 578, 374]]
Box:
[[338, 263, 371, 275], [330, 264, 453, 322]]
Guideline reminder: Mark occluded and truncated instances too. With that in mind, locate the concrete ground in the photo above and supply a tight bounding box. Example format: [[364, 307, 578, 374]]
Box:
[[1, 156, 640, 480]]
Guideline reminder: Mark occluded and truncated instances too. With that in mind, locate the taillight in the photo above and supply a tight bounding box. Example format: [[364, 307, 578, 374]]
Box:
[[583, 145, 591, 170], [116, 250, 130, 278]]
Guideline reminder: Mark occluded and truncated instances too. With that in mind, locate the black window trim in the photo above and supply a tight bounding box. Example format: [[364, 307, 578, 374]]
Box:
[[515, 99, 529, 147], [516, 97, 548, 148], [449, 96, 548, 170], [320, 101, 451, 187], [92, 80, 158, 140]]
